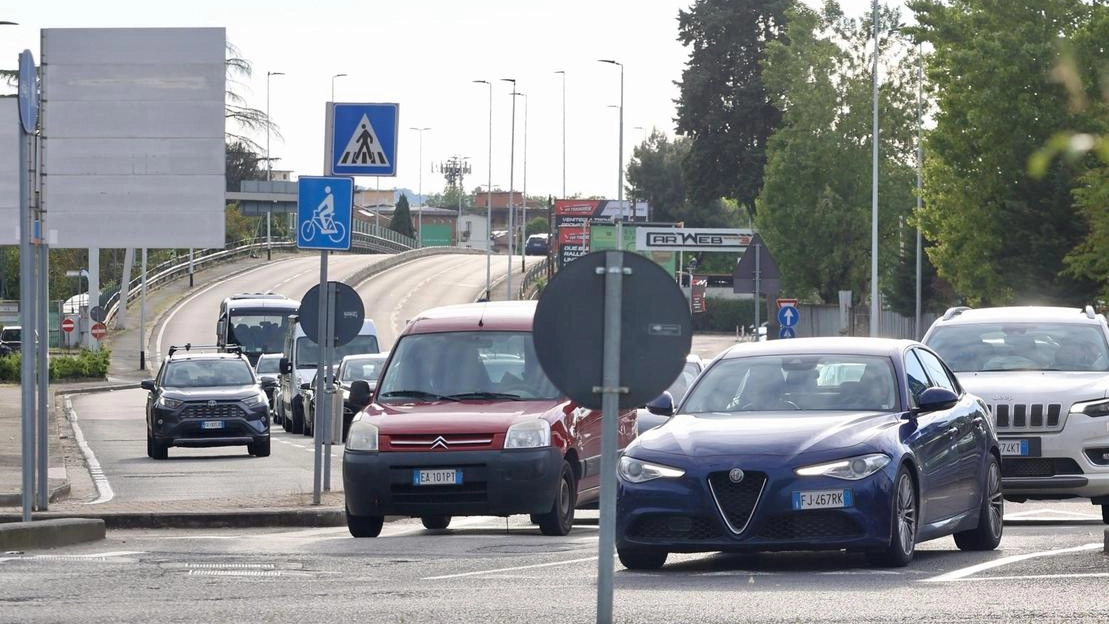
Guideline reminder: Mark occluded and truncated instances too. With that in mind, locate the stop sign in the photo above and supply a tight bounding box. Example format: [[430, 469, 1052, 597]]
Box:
[[61, 318, 75, 333], [90, 322, 107, 340]]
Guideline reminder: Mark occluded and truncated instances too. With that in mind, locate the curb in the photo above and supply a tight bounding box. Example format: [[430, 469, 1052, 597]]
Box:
[[0, 481, 70, 507], [0, 518, 106, 550], [0, 508, 345, 530]]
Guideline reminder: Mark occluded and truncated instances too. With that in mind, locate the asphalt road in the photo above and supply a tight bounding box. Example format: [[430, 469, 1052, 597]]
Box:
[[0, 508, 1104, 623]]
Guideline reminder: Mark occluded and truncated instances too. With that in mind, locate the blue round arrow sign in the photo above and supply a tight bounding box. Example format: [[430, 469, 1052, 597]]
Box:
[[18, 50, 38, 134], [777, 304, 799, 328]]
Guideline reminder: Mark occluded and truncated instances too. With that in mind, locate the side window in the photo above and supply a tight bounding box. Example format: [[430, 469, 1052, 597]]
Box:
[[903, 351, 931, 408], [915, 348, 958, 394]]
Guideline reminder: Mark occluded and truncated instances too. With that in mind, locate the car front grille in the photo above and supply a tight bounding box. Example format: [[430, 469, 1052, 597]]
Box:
[[627, 515, 723, 541], [389, 482, 487, 506], [1001, 457, 1083, 478], [707, 471, 767, 534], [989, 403, 1064, 433], [755, 510, 864, 541], [385, 434, 496, 451], [181, 402, 246, 419]]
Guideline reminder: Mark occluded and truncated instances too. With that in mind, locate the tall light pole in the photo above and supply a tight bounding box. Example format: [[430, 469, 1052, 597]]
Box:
[[511, 91, 528, 271], [870, 0, 880, 337], [409, 127, 431, 247], [331, 72, 347, 102], [915, 42, 923, 338], [500, 78, 517, 299], [265, 70, 284, 261], [599, 59, 625, 240], [554, 70, 566, 198], [473, 80, 494, 299]]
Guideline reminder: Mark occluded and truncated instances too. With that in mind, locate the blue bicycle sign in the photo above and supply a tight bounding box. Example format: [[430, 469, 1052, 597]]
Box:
[[297, 176, 353, 251]]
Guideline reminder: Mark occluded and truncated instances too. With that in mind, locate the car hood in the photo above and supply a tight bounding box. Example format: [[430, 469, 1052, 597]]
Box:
[[634, 411, 898, 460], [365, 400, 563, 435], [163, 385, 260, 401], [955, 371, 1109, 404]]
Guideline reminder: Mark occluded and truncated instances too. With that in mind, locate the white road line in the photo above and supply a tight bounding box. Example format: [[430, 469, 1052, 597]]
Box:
[[63, 396, 114, 504], [923, 543, 1102, 583], [421, 556, 598, 581], [943, 573, 1109, 582], [1005, 508, 1101, 520]]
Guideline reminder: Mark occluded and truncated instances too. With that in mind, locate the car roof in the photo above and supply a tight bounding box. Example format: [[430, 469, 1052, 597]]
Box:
[[927, 305, 1104, 327], [167, 351, 249, 363], [718, 336, 918, 360], [403, 301, 537, 334]]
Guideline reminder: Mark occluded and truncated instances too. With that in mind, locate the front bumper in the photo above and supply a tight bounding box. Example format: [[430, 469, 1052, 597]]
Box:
[[343, 447, 563, 517], [999, 414, 1109, 499], [615, 455, 896, 554], [151, 403, 269, 448]]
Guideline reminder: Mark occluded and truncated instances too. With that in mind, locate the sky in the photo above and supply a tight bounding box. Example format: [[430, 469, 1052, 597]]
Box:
[[2, 0, 894, 202]]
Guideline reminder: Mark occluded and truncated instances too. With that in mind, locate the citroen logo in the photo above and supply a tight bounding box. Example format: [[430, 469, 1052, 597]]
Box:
[[430, 436, 449, 450], [207, 400, 217, 407], [728, 468, 745, 483]]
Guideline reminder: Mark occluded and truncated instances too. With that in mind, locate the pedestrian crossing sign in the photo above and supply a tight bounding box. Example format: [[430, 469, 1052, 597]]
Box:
[[325, 102, 399, 176]]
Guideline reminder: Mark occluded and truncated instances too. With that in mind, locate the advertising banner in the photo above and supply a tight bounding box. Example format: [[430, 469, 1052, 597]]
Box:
[[692, 276, 708, 314], [554, 199, 650, 269]]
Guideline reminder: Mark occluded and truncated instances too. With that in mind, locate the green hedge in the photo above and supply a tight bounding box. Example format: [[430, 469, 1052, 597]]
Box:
[[0, 348, 111, 382], [692, 298, 759, 333]]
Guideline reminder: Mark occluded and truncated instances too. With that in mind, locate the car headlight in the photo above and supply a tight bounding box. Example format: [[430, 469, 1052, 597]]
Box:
[[504, 419, 551, 449], [243, 393, 267, 408], [345, 420, 379, 451], [795, 453, 890, 480], [618, 455, 685, 483], [157, 395, 183, 409], [1073, 399, 1109, 418]]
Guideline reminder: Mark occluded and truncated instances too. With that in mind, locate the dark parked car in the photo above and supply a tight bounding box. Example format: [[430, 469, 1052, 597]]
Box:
[[141, 344, 274, 459], [616, 337, 1003, 570], [254, 352, 283, 420], [525, 234, 550, 256]]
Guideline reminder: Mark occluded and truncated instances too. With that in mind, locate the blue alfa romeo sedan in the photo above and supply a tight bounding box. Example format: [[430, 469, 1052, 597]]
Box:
[[616, 337, 1003, 569]]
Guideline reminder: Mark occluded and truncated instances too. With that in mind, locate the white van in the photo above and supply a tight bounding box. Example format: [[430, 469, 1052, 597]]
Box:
[[277, 317, 379, 434]]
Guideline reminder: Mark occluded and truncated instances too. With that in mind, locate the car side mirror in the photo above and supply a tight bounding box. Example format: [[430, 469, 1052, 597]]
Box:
[[646, 391, 675, 417], [280, 358, 292, 374], [140, 379, 155, 391], [915, 387, 959, 413], [260, 376, 277, 389], [300, 382, 312, 390], [349, 379, 372, 411]]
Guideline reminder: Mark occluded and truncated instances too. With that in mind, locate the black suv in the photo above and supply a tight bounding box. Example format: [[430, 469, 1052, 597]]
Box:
[[141, 344, 275, 459]]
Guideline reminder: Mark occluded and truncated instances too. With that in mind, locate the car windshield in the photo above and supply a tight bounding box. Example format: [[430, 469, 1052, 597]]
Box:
[[341, 355, 387, 383], [681, 354, 897, 413], [376, 331, 560, 401], [296, 334, 380, 368], [163, 360, 255, 388], [926, 323, 1109, 372], [664, 361, 702, 404], [255, 356, 281, 375]]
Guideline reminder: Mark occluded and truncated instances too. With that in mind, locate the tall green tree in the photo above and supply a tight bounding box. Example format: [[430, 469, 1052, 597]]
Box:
[[390, 194, 416, 239], [674, 0, 789, 218], [756, 2, 919, 305], [626, 131, 691, 224], [909, 0, 1101, 305]]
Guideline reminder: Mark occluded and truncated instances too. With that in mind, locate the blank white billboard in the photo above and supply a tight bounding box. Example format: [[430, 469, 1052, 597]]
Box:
[[42, 27, 226, 248], [0, 99, 19, 246]]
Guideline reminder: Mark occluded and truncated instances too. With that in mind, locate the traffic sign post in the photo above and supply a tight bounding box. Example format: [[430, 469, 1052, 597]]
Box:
[[776, 298, 799, 339], [297, 176, 353, 251], [60, 318, 75, 333], [325, 103, 400, 177], [90, 322, 107, 340]]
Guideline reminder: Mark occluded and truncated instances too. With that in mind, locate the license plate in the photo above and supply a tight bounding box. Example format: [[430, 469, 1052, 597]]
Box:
[[792, 489, 853, 510], [413, 469, 462, 486], [201, 420, 224, 430], [999, 438, 1036, 456]]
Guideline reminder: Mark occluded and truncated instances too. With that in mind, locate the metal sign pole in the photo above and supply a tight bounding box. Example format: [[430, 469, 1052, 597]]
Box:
[[35, 167, 49, 509], [140, 249, 147, 370], [19, 108, 35, 521], [596, 250, 625, 624], [312, 250, 328, 505], [322, 277, 335, 491]]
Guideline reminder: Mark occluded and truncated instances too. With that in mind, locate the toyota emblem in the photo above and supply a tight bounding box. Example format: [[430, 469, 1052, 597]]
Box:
[[728, 468, 745, 483], [207, 400, 217, 407]]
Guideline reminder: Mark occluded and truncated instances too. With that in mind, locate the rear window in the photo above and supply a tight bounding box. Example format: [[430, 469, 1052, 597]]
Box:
[[1, 328, 20, 342]]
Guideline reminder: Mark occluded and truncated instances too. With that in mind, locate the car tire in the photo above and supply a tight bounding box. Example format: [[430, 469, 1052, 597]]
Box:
[[618, 548, 668, 570], [954, 455, 1003, 551], [537, 461, 576, 536], [346, 506, 384, 538], [868, 466, 917, 567], [1102, 504, 1108, 525], [421, 515, 451, 530], [282, 415, 291, 432], [249, 438, 271, 458], [291, 402, 305, 435], [151, 438, 169, 460], [145, 431, 153, 458]]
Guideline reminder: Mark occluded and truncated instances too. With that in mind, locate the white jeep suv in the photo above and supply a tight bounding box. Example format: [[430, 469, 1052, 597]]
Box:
[[922, 305, 1109, 524]]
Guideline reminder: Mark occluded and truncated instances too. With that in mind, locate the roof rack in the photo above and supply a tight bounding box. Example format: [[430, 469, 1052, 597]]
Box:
[[1083, 305, 1096, 319], [229, 292, 287, 300], [941, 306, 971, 321], [167, 344, 242, 357]]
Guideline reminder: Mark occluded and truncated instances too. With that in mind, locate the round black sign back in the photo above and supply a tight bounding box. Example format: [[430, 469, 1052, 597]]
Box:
[[298, 281, 366, 346], [89, 306, 106, 323], [534, 250, 692, 410]]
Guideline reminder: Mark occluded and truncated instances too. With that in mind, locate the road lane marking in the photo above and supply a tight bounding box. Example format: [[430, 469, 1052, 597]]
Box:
[[0, 551, 144, 564], [1005, 508, 1102, 520], [421, 556, 597, 580], [945, 573, 1109, 582], [64, 396, 115, 504], [923, 543, 1102, 582]]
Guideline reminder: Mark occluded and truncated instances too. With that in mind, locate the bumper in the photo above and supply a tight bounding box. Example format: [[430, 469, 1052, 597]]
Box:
[[151, 407, 269, 448], [343, 447, 563, 517], [615, 458, 895, 554], [999, 416, 1109, 499]]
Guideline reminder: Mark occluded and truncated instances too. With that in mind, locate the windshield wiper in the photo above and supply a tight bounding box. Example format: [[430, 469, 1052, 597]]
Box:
[[378, 390, 459, 402], [444, 391, 523, 401]]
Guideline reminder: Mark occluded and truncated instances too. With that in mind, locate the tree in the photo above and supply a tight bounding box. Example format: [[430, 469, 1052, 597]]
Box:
[[390, 194, 416, 239], [626, 131, 691, 224], [909, 0, 1101, 305], [755, 2, 919, 305], [674, 0, 789, 217]]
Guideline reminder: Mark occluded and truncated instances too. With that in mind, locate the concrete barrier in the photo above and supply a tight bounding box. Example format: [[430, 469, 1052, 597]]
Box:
[[0, 518, 105, 550]]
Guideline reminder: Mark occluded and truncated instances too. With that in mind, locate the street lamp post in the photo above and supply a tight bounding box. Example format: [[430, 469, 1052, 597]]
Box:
[[599, 59, 625, 239], [500, 78, 517, 300], [473, 80, 494, 299], [265, 70, 284, 261], [554, 70, 566, 198], [870, 0, 879, 337], [409, 127, 431, 247], [331, 72, 347, 102], [511, 91, 528, 272]]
